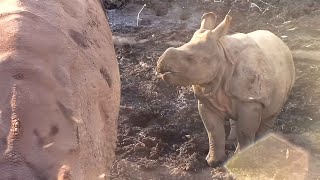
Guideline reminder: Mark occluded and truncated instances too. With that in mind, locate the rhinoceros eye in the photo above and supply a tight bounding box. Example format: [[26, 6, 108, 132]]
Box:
[[185, 56, 195, 63], [49, 125, 59, 137], [33, 129, 44, 146]]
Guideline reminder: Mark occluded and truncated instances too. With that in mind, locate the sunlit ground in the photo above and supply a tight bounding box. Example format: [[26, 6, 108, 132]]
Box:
[[225, 133, 311, 180]]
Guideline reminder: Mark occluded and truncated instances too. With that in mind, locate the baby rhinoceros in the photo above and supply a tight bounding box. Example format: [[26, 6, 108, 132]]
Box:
[[156, 12, 295, 166]]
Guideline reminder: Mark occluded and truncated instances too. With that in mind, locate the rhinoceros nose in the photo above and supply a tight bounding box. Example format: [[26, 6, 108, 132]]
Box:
[[156, 54, 167, 74], [156, 62, 167, 75], [156, 57, 173, 74], [156, 47, 177, 73]]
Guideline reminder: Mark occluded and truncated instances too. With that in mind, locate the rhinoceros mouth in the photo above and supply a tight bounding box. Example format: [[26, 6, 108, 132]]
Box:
[[161, 71, 178, 76], [160, 71, 183, 79], [156, 70, 178, 76], [159, 71, 192, 86]]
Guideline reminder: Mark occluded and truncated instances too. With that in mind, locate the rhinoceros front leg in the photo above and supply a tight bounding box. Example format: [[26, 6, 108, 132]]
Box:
[[235, 102, 263, 151], [198, 101, 226, 166]]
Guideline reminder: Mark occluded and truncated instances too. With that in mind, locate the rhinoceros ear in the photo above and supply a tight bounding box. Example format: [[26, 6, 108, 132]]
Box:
[[212, 14, 232, 38], [200, 12, 217, 30]]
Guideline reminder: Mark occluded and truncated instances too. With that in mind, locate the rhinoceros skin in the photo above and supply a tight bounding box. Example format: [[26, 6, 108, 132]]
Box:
[[157, 12, 295, 167], [0, 0, 120, 179]]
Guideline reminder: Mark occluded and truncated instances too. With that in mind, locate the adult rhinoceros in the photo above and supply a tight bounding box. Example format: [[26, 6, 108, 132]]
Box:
[[157, 12, 295, 166], [0, 0, 120, 179]]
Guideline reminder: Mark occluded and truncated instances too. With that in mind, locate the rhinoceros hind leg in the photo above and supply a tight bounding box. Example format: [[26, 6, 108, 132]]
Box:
[[255, 115, 277, 141], [226, 119, 237, 147], [235, 102, 263, 151]]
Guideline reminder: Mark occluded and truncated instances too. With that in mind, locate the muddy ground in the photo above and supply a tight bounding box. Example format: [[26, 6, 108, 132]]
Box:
[[105, 0, 320, 179]]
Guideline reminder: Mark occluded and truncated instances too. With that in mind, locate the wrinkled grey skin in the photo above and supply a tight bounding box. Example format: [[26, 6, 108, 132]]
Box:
[[157, 12, 295, 166], [0, 0, 120, 179]]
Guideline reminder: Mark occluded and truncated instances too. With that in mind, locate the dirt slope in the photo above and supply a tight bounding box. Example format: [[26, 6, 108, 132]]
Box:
[[107, 1, 320, 179]]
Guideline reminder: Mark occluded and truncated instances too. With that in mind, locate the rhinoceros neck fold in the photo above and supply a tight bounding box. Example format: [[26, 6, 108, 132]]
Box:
[[217, 35, 249, 92], [199, 64, 225, 95], [217, 36, 247, 66], [218, 40, 234, 65]]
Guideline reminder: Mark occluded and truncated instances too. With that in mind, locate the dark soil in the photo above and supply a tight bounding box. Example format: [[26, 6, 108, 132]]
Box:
[[107, 0, 320, 179]]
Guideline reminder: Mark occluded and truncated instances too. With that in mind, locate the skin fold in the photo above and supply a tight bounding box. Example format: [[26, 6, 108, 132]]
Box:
[[0, 0, 120, 179], [157, 12, 295, 167]]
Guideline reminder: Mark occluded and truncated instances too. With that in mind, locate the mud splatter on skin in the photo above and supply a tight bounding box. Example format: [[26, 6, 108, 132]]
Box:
[[12, 73, 24, 80], [69, 30, 89, 48], [100, 67, 112, 88], [56, 101, 74, 120]]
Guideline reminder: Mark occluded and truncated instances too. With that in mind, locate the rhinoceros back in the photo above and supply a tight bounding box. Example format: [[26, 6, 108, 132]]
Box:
[[228, 30, 295, 117], [247, 30, 295, 87], [248, 30, 295, 114]]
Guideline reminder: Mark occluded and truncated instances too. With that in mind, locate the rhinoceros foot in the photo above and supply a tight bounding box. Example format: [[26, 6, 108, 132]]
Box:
[[206, 152, 227, 167]]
